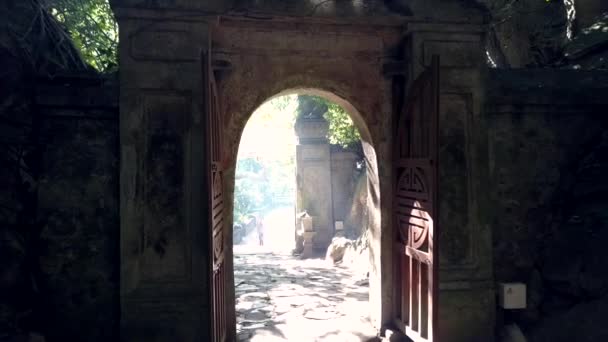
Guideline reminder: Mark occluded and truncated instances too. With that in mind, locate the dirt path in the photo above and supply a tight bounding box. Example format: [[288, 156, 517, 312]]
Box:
[[234, 246, 377, 342]]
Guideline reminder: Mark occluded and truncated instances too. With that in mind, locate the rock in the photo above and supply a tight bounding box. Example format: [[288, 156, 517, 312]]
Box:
[[354, 279, 369, 286], [0, 332, 46, 342], [562, 12, 608, 69], [293, 211, 309, 255], [478, 0, 569, 67], [303, 308, 339, 320], [325, 237, 353, 264], [342, 230, 371, 278], [0, 229, 27, 293], [500, 324, 527, 342], [530, 295, 608, 342], [519, 269, 543, 324], [382, 328, 408, 342], [28, 333, 46, 342]]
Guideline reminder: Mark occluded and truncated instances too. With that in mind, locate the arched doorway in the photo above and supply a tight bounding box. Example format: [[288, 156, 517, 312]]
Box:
[[117, 9, 494, 342], [228, 91, 381, 341]]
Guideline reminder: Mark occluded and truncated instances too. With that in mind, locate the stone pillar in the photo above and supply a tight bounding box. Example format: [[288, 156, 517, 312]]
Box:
[[299, 213, 316, 258], [405, 23, 495, 342], [111, 6, 213, 340], [295, 96, 334, 252]]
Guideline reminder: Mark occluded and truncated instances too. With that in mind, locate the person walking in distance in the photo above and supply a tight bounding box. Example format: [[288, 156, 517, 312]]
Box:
[[256, 214, 264, 246]]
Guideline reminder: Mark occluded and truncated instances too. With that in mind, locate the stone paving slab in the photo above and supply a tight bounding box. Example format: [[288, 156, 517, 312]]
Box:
[[234, 246, 377, 342]]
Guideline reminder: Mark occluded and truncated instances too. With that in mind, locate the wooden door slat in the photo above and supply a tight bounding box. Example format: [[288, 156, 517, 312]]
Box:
[[205, 38, 227, 342], [393, 55, 439, 342]]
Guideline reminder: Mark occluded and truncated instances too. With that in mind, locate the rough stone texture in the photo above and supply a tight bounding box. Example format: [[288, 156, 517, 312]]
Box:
[[112, 2, 491, 341], [1, 3, 116, 340], [486, 69, 608, 339], [527, 131, 608, 342], [479, 0, 569, 67], [117, 16, 211, 342], [478, 0, 608, 69], [529, 294, 608, 342], [35, 77, 120, 342], [215, 21, 492, 342], [487, 69, 608, 282], [325, 237, 353, 264], [561, 12, 608, 70], [342, 230, 372, 280], [294, 109, 363, 251], [330, 146, 361, 230], [0, 74, 119, 342], [575, 1, 608, 32], [109, 0, 484, 22], [213, 19, 394, 339], [3, 0, 608, 341], [295, 112, 334, 250], [344, 167, 369, 239]]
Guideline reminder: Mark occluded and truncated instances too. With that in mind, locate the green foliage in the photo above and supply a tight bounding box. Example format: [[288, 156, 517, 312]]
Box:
[[46, 0, 118, 72], [233, 158, 295, 224], [234, 159, 264, 223], [234, 94, 359, 226], [323, 101, 361, 148], [305, 96, 361, 148]]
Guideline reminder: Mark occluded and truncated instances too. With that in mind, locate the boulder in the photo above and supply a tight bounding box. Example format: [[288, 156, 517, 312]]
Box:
[[500, 324, 527, 342], [325, 237, 353, 264], [530, 295, 608, 342], [562, 12, 608, 69]]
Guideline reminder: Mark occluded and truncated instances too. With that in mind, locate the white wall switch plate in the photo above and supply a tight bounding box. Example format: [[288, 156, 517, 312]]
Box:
[[498, 282, 526, 309]]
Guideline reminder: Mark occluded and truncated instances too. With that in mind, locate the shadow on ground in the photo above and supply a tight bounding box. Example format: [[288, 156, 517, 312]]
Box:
[[234, 246, 376, 342]]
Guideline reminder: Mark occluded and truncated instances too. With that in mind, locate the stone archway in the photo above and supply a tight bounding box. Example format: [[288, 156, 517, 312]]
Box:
[[113, 3, 495, 341], [213, 38, 394, 335], [213, 23, 398, 336], [225, 88, 382, 339]]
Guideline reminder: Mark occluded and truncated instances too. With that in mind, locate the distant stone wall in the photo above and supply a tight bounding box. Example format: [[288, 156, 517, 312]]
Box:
[[295, 115, 334, 250], [343, 166, 369, 239], [486, 69, 608, 341], [330, 146, 365, 238], [295, 115, 366, 249]]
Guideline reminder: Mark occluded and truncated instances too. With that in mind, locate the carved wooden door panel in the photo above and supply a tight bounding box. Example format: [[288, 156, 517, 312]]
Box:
[[394, 55, 439, 342], [204, 47, 226, 342]]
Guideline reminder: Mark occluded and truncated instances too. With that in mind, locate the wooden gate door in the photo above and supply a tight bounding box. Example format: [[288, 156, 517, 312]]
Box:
[[204, 45, 227, 342], [394, 55, 439, 342]]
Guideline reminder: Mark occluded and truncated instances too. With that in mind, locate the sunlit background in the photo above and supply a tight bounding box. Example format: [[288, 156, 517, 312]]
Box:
[[234, 95, 299, 253]]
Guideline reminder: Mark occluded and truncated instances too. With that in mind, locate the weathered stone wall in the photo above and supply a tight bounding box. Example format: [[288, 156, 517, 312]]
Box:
[[574, 1, 608, 34], [295, 124, 363, 247], [0, 74, 119, 341], [329, 146, 360, 232], [215, 18, 398, 335], [478, 0, 608, 70], [3, 1, 607, 341], [35, 76, 119, 342], [115, 13, 211, 341], [486, 69, 608, 341], [392, 23, 494, 342], [0, 3, 115, 340], [480, 0, 569, 68], [295, 113, 334, 249], [110, 1, 491, 341], [343, 165, 369, 239]]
